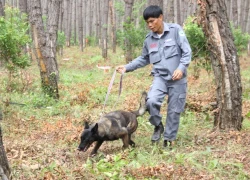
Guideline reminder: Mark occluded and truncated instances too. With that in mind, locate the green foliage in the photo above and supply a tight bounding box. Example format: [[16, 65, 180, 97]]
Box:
[[117, 17, 148, 58], [85, 154, 127, 179], [114, 0, 125, 17], [184, 17, 250, 59], [184, 16, 208, 59], [183, 17, 212, 78], [57, 31, 66, 49], [0, 7, 31, 72], [29, 93, 56, 108], [231, 23, 250, 55], [86, 35, 98, 46], [89, 55, 102, 64]]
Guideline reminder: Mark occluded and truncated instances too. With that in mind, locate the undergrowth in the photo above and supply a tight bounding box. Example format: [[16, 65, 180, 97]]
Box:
[[0, 47, 250, 179]]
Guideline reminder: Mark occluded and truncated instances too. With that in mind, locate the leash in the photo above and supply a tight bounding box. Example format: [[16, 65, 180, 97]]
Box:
[[102, 70, 124, 114]]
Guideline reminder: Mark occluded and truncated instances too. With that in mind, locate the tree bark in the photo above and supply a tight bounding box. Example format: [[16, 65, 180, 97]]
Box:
[[109, 0, 116, 53], [243, 0, 250, 33], [124, 0, 134, 62], [19, 0, 28, 14], [41, 0, 48, 18], [29, 0, 60, 99], [96, 0, 101, 46], [73, 0, 77, 45], [101, 0, 109, 59], [0, 0, 4, 17], [198, 0, 242, 131], [78, 0, 83, 51], [66, 0, 72, 47], [82, 0, 86, 48], [232, 0, 238, 27], [0, 126, 11, 179], [147, 0, 163, 9], [167, 0, 174, 23]]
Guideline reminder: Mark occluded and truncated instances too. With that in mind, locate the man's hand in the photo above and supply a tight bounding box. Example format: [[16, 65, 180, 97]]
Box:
[[116, 66, 126, 74], [172, 69, 183, 80]]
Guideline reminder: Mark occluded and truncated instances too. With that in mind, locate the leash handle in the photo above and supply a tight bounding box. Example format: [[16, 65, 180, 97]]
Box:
[[102, 70, 117, 112], [102, 70, 124, 113], [112, 72, 124, 109]]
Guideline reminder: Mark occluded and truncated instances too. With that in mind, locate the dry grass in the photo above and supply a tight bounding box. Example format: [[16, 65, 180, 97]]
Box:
[[1, 47, 250, 179]]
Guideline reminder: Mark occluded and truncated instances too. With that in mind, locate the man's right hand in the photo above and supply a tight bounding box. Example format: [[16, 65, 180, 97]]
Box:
[[116, 66, 126, 74]]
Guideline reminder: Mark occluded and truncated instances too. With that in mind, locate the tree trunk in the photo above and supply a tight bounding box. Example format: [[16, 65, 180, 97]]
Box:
[[66, 0, 72, 47], [0, 0, 4, 17], [101, 0, 109, 59], [58, 0, 63, 32], [232, 0, 238, 27], [109, 0, 116, 53], [29, 0, 60, 99], [243, 0, 250, 33], [147, 0, 163, 8], [96, 0, 101, 46], [19, 0, 28, 14], [85, 0, 91, 38], [176, 0, 181, 24], [82, 0, 86, 48], [0, 126, 11, 179], [198, 0, 242, 131], [167, 0, 174, 23], [41, 0, 48, 18], [73, 0, 77, 45], [124, 0, 134, 62], [78, 0, 83, 51]]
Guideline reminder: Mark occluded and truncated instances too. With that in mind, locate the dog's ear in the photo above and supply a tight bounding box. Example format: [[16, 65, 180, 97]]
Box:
[[84, 122, 89, 129], [91, 123, 98, 133]]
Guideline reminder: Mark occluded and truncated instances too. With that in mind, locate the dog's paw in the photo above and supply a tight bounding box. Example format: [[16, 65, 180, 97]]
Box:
[[89, 152, 97, 157]]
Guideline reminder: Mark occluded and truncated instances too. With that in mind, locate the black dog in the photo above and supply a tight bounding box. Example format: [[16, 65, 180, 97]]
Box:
[[78, 91, 147, 156]]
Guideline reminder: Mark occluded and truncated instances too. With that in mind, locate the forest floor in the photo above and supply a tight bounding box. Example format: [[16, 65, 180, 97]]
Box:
[[1, 46, 250, 179]]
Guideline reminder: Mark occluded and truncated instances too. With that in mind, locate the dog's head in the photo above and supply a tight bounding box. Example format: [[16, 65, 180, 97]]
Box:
[[78, 122, 98, 152]]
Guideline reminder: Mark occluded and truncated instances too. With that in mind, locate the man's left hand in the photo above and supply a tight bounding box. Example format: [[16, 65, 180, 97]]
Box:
[[172, 69, 183, 80]]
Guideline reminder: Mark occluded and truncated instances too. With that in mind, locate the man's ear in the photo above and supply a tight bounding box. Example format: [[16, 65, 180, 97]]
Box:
[[91, 123, 98, 133], [159, 14, 163, 20], [84, 122, 89, 129]]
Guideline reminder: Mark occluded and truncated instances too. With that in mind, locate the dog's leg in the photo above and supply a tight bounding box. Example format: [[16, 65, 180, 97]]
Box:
[[90, 140, 104, 156], [129, 134, 135, 147], [119, 128, 129, 148]]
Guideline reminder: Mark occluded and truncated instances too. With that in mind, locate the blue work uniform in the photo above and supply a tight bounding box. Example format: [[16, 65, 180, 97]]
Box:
[[125, 22, 192, 141]]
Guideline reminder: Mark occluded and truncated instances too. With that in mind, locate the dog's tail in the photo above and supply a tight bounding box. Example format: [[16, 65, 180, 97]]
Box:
[[133, 91, 147, 117]]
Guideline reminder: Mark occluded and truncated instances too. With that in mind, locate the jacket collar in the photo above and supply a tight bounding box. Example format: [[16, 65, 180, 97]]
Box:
[[150, 22, 170, 38]]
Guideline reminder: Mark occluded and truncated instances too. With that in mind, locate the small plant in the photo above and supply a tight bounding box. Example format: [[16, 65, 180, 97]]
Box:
[[230, 23, 250, 55], [0, 7, 31, 91], [57, 31, 66, 55], [184, 16, 208, 59], [84, 154, 128, 179], [86, 35, 98, 46], [184, 16, 211, 78]]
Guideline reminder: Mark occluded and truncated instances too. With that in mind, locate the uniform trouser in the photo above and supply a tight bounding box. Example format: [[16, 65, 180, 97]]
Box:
[[146, 76, 187, 141]]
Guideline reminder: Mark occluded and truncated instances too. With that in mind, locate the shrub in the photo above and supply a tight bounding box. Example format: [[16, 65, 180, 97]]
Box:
[[116, 17, 148, 58], [231, 23, 250, 55], [184, 16, 208, 59], [0, 7, 31, 72], [57, 31, 66, 49]]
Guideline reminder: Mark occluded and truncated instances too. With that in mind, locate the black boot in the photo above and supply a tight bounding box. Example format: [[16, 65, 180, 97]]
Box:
[[151, 122, 164, 142]]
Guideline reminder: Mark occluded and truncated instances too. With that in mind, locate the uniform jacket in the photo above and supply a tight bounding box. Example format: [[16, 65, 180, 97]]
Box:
[[125, 22, 192, 84]]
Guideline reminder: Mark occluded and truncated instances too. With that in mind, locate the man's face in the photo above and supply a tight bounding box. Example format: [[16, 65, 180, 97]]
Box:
[[145, 14, 163, 34]]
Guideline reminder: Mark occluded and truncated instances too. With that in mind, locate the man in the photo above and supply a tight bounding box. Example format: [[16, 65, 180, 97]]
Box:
[[116, 5, 192, 148]]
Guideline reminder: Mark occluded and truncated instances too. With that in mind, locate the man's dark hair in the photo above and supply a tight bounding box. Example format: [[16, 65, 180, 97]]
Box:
[[143, 5, 163, 20]]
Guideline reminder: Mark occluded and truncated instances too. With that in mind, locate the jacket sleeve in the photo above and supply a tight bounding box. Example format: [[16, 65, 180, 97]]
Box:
[[124, 41, 150, 72], [176, 25, 192, 73]]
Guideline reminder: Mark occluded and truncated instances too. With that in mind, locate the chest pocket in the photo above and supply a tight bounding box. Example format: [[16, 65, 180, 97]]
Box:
[[164, 40, 178, 59], [149, 48, 161, 64]]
